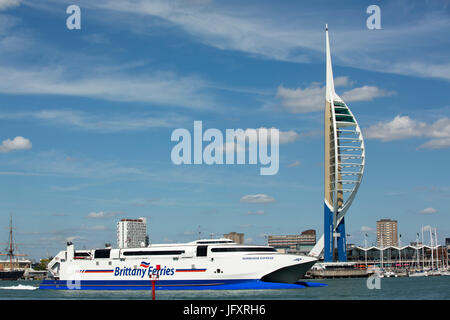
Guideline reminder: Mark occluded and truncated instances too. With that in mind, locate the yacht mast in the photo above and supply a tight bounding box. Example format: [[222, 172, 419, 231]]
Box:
[[416, 233, 420, 270], [421, 226, 425, 270], [434, 228, 439, 269], [429, 228, 434, 270]]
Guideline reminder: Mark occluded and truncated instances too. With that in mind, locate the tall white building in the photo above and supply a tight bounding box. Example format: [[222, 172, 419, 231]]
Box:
[[117, 218, 148, 248]]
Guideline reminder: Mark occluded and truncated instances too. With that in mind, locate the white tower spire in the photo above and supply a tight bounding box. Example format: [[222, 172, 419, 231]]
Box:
[[325, 24, 335, 103]]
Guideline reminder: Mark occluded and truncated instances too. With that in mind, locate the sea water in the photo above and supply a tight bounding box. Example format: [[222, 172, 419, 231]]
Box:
[[0, 277, 449, 300]]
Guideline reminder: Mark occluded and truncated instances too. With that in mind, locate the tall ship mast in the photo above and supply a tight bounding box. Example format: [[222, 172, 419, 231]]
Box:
[[0, 216, 27, 280]]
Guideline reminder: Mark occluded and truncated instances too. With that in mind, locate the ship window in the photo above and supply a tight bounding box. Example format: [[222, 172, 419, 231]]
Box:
[[196, 240, 233, 244], [211, 247, 277, 253], [122, 250, 185, 256], [74, 252, 91, 259], [94, 249, 111, 259], [196, 246, 208, 257], [51, 262, 60, 272], [74, 251, 90, 256]]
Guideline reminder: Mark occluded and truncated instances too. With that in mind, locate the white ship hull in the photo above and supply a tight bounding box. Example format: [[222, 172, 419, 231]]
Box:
[[39, 239, 323, 290]]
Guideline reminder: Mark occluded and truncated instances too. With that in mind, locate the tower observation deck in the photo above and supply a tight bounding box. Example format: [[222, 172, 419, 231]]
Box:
[[311, 25, 366, 262]]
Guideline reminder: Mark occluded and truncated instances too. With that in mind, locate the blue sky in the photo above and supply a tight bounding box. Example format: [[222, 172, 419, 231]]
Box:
[[0, 0, 449, 260]]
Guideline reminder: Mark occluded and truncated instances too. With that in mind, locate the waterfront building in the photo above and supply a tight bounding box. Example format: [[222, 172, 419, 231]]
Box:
[[376, 219, 398, 247], [347, 244, 448, 268], [267, 230, 316, 254], [223, 232, 244, 244], [446, 238, 450, 266], [117, 218, 148, 248]]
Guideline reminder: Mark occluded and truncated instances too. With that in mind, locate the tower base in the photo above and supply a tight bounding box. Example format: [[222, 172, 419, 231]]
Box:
[[323, 202, 334, 262], [337, 217, 347, 262], [323, 202, 347, 262]]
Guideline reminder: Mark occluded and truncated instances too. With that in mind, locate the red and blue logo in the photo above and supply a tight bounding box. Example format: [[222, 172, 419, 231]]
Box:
[[140, 261, 150, 268]]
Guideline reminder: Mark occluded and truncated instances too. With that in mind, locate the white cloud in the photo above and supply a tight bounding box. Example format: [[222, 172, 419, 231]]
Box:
[[239, 128, 299, 144], [87, 211, 121, 219], [0, 109, 188, 132], [51, 183, 97, 192], [277, 84, 324, 113], [81, 0, 311, 63], [287, 160, 301, 168], [91, 225, 106, 231], [0, 0, 20, 11], [342, 86, 395, 102], [82, 225, 107, 231], [87, 211, 107, 218], [0, 136, 31, 153], [18, 0, 449, 86], [0, 67, 215, 110], [277, 83, 392, 113], [419, 207, 437, 215], [0, 171, 44, 176], [66, 236, 85, 243], [365, 116, 423, 141], [73, 0, 450, 82], [247, 210, 265, 215], [334, 76, 353, 87], [240, 194, 275, 204], [360, 226, 373, 233], [420, 138, 450, 149], [5, 150, 155, 180], [279, 130, 299, 144], [365, 116, 450, 149], [390, 61, 450, 82], [258, 128, 299, 144], [82, 33, 109, 44], [220, 127, 299, 154]]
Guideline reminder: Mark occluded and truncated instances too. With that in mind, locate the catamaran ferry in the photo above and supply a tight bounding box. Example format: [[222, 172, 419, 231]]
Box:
[[39, 239, 323, 290]]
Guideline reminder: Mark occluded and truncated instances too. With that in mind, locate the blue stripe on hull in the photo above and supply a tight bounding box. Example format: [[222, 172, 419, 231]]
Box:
[[39, 279, 327, 290]]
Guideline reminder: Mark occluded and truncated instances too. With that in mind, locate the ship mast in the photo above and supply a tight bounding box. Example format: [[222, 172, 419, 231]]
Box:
[[0, 216, 27, 270], [9, 216, 13, 268]]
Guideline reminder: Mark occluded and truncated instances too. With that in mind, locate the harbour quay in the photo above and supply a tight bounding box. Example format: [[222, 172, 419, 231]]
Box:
[[305, 243, 449, 279], [306, 262, 372, 279]]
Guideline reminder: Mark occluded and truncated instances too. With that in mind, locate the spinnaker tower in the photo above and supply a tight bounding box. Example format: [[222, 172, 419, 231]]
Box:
[[311, 25, 366, 262]]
